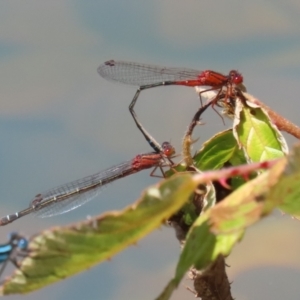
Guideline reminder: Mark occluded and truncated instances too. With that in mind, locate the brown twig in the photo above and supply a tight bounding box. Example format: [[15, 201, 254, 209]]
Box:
[[188, 255, 234, 300]]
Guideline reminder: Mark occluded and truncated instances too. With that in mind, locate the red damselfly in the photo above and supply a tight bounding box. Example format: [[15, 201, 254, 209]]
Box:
[[98, 60, 243, 152], [0, 142, 175, 226]]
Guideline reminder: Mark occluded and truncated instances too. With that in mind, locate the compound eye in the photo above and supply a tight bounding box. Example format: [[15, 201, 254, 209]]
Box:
[[18, 238, 28, 250], [161, 142, 175, 157], [164, 148, 173, 156], [230, 70, 243, 84]]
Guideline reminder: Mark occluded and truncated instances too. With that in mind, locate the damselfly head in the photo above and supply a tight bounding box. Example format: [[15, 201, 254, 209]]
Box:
[[8, 232, 28, 249], [229, 70, 243, 85], [17, 238, 28, 250], [161, 142, 175, 157], [104, 60, 115, 67]]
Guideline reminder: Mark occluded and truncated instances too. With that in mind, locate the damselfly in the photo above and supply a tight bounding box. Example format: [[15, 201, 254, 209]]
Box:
[[0, 233, 28, 280], [98, 60, 243, 152], [0, 142, 175, 226]]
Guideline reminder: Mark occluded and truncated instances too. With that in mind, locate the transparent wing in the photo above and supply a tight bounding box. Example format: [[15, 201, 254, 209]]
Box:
[[98, 60, 202, 86], [32, 161, 133, 218]]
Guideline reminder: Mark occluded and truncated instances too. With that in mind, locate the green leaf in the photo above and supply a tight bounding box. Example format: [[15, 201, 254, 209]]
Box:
[[156, 211, 243, 300], [269, 145, 300, 216], [174, 212, 243, 281], [193, 129, 239, 170], [193, 129, 248, 190], [156, 155, 291, 300], [0, 173, 197, 295], [209, 171, 276, 234], [233, 100, 288, 162]]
